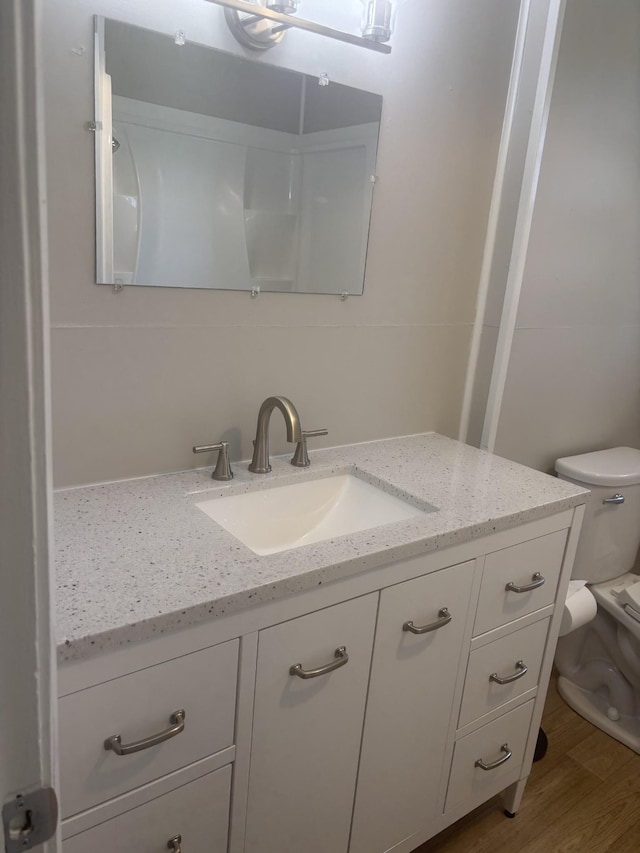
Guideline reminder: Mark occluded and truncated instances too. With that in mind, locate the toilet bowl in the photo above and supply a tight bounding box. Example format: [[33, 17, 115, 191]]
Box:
[[555, 447, 640, 753]]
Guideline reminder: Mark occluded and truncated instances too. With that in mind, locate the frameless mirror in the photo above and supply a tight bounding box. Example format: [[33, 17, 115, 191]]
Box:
[[94, 18, 382, 295]]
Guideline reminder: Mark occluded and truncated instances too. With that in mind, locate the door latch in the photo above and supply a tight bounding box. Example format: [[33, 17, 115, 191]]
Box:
[[2, 788, 58, 852]]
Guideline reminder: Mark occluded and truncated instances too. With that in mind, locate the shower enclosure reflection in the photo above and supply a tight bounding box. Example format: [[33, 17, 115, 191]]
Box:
[[95, 18, 383, 295]]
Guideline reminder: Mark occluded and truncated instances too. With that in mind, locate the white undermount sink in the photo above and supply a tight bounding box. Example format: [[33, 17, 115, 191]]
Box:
[[195, 473, 431, 556]]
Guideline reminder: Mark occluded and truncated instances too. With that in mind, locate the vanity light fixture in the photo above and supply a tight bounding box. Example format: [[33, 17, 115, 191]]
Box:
[[266, 0, 299, 13], [360, 0, 398, 44], [207, 0, 394, 54]]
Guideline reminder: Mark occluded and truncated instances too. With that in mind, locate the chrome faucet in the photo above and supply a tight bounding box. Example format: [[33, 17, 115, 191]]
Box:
[[249, 396, 303, 474]]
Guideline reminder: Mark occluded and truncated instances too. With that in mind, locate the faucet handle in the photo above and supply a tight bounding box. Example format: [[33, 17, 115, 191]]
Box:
[[193, 441, 234, 481], [291, 429, 328, 468]]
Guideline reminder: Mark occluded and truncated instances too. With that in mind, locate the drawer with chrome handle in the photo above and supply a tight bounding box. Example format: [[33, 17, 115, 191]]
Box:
[[474, 529, 567, 635], [445, 700, 534, 813], [459, 618, 549, 728], [59, 639, 238, 817], [62, 765, 231, 853]]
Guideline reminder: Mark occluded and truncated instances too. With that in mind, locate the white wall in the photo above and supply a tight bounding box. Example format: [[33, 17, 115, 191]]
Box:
[[493, 0, 640, 472], [44, 0, 520, 486]]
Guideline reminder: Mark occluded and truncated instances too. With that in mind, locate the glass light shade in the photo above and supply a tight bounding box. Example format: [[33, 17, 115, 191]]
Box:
[[360, 0, 397, 43], [266, 0, 300, 13]]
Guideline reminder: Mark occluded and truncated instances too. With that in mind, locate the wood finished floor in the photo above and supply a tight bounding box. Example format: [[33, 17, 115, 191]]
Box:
[[413, 676, 640, 853]]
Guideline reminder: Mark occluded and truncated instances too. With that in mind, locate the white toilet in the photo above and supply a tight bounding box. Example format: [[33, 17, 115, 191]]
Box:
[[554, 446, 640, 753]]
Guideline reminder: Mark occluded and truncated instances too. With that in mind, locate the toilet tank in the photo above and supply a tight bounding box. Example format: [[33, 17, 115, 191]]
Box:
[[556, 447, 640, 583]]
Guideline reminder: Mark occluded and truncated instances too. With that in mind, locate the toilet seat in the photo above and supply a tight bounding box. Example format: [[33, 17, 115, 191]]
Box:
[[590, 573, 640, 641]]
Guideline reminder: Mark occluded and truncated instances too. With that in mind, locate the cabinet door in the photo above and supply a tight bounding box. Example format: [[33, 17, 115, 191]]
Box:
[[350, 562, 474, 853], [63, 764, 231, 853], [245, 594, 378, 853]]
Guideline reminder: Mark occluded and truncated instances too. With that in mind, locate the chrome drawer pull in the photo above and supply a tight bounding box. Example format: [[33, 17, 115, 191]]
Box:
[[475, 743, 512, 771], [603, 493, 625, 505], [505, 572, 545, 593], [289, 646, 349, 679], [104, 709, 186, 756], [403, 607, 451, 635], [167, 835, 182, 853], [489, 660, 528, 685]]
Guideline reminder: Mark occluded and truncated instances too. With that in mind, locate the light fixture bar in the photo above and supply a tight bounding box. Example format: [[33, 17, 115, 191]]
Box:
[[205, 0, 392, 53]]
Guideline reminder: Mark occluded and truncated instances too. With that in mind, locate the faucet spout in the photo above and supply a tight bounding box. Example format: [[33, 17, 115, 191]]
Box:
[[248, 396, 303, 474]]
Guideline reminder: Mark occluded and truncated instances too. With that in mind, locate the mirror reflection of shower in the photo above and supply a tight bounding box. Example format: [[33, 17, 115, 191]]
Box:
[[95, 17, 382, 295]]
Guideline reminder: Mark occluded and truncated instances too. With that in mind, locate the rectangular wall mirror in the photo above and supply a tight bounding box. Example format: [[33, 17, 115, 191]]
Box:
[[94, 17, 383, 295]]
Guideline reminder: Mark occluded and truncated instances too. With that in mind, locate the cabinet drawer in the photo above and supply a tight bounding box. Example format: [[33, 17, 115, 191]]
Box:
[[59, 639, 238, 817], [245, 594, 377, 853], [474, 530, 567, 636], [459, 618, 549, 728], [446, 700, 534, 813], [63, 764, 231, 853]]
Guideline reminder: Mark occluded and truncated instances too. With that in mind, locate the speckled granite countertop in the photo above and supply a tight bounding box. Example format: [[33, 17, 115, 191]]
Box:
[[55, 433, 588, 663]]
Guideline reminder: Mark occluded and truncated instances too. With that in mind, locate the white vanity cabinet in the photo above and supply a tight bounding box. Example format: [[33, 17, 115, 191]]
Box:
[[57, 509, 582, 853]]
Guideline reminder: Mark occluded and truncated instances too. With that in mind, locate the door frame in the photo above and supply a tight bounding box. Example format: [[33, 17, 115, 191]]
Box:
[[0, 0, 59, 849]]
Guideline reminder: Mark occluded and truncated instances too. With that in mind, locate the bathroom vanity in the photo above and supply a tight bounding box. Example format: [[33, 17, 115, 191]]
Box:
[[55, 434, 588, 853]]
